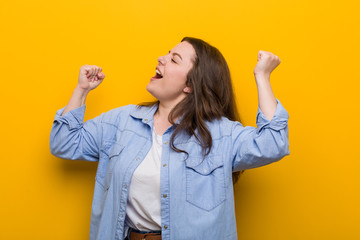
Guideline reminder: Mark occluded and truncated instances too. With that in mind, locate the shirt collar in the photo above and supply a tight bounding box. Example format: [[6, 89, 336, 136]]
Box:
[[130, 102, 159, 123], [129, 102, 183, 125]]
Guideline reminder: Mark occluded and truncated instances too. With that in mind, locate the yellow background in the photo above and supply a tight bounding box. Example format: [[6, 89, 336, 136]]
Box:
[[0, 0, 359, 239]]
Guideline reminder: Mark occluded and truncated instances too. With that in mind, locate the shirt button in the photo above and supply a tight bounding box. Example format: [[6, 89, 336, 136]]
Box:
[[163, 194, 167, 198], [163, 164, 167, 167], [164, 225, 168, 229], [120, 214, 124, 218], [123, 184, 127, 189], [144, 119, 148, 122], [164, 141, 168, 145], [136, 157, 140, 161]]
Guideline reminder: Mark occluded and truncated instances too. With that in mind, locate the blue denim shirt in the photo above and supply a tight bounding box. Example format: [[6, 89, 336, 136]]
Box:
[[49, 98, 290, 240]]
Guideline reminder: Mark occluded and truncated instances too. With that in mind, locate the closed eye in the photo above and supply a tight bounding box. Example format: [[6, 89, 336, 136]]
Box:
[[171, 58, 177, 63]]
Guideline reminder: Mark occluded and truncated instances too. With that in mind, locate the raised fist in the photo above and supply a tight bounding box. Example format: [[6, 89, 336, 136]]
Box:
[[78, 65, 105, 91], [254, 51, 281, 77]]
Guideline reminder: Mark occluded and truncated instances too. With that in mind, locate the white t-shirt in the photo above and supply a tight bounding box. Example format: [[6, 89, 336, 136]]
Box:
[[125, 126, 162, 231]]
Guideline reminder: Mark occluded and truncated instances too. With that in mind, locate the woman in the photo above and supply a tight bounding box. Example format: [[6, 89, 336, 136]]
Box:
[[50, 37, 290, 240]]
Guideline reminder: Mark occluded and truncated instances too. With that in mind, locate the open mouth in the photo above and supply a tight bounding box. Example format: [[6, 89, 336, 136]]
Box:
[[151, 69, 163, 80]]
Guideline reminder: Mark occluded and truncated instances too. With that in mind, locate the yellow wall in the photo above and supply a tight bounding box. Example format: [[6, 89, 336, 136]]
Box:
[[1, 0, 359, 239]]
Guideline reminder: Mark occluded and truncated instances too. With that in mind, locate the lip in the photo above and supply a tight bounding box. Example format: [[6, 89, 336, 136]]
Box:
[[150, 76, 160, 81]]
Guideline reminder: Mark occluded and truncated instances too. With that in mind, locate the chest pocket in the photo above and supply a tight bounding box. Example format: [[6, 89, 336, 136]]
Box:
[[185, 155, 226, 211], [104, 142, 125, 191]]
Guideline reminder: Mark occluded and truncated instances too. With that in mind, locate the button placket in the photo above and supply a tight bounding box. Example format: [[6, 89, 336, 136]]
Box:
[[160, 134, 170, 236]]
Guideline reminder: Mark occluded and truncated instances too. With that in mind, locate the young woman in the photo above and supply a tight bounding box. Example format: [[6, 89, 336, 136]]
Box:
[[50, 37, 290, 240]]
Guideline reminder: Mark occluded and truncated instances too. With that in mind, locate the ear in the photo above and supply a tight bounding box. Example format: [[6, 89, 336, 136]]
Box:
[[183, 87, 191, 93]]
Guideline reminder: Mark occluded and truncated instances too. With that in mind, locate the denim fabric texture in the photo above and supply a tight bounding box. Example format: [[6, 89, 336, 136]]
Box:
[[49, 98, 290, 240]]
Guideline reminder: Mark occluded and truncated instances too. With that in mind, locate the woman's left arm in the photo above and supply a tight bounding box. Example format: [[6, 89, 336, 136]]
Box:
[[253, 50, 282, 121], [231, 51, 290, 172]]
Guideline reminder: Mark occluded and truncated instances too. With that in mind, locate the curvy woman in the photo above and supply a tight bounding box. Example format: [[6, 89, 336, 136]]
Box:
[[50, 37, 290, 240]]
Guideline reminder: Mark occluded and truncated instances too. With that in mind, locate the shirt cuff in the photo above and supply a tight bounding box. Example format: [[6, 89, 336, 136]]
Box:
[[256, 98, 289, 133], [54, 104, 86, 130]]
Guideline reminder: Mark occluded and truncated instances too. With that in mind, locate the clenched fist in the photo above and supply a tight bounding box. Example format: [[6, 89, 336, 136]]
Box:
[[78, 65, 105, 91], [254, 51, 281, 77]]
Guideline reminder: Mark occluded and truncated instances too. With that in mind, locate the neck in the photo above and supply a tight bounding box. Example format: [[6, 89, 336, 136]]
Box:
[[154, 93, 188, 123], [153, 100, 180, 136], [155, 101, 178, 124]]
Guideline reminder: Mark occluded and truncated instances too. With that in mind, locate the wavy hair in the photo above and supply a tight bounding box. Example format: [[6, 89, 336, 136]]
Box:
[[139, 37, 245, 184]]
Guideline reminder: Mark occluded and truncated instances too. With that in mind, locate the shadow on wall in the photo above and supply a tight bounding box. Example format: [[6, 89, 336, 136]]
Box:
[[54, 158, 99, 183]]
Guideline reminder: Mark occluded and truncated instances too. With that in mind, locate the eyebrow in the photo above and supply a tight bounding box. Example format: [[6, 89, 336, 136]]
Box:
[[169, 50, 183, 61]]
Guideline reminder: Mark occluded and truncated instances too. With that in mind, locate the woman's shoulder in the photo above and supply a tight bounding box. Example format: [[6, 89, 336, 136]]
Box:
[[99, 104, 137, 123], [100, 103, 157, 123], [206, 116, 241, 139]]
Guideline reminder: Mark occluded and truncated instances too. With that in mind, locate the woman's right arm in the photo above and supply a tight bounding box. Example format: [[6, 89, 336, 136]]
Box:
[[62, 65, 105, 115], [50, 65, 105, 161]]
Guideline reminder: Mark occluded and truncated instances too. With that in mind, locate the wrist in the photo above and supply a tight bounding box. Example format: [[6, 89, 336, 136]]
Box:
[[75, 85, 91, 96], [254, 72, 270, 83], [74, 86, 90, 106]]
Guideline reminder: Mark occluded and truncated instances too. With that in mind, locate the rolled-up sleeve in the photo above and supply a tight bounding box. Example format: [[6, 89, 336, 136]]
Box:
[[232, 98, 290, 172], [49, 104, 104, 162]]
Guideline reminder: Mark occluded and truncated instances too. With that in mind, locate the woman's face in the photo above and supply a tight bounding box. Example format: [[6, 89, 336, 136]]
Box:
[[146, 41, 196, 104]]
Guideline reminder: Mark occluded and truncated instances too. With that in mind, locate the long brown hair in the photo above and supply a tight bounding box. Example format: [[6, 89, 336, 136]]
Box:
[[139, 37, 245, 184]]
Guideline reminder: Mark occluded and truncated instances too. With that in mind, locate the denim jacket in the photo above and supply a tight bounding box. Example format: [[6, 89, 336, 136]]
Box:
[[49, 98, 290, 240]]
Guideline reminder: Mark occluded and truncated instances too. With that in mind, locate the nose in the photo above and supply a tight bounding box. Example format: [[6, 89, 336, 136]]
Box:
[[158, 56, 164, 65], [158, 55, 165, 65]]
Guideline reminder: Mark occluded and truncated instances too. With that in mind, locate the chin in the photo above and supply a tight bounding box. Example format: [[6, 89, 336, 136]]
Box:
[[146, 83, 153, 94], [146, 84, 159, 100]]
